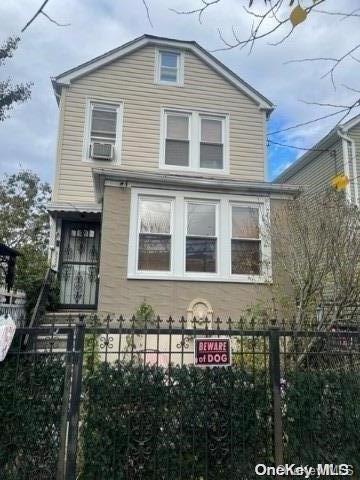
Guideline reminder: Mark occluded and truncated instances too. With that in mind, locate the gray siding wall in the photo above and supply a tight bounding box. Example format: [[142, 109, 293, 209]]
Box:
[[282, 139, 343, 194]]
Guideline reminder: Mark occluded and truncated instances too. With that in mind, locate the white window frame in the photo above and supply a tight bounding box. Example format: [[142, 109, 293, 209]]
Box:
[[135, 196, 174, 276], [159, 108, 229, 174], [229, 203, 267, 279], [184, 200, 219, 278], [82, 98, 123, 164], [162, 110, 191, 169], [155, 49, 184, 86], [128, 188, 271, 283]]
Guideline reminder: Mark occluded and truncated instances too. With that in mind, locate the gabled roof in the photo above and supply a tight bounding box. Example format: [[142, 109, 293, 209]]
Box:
[[52, 34, 274, 114], [274, 113, 360, 183]]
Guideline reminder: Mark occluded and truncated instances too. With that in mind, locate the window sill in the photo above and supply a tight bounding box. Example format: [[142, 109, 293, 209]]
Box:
[[155, 80, 184, 87], [82, 157, 120, 164], [127, 273, 272, 284]]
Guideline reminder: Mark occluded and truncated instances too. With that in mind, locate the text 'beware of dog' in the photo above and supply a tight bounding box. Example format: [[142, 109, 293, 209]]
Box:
[[194, 338, 231, 367]]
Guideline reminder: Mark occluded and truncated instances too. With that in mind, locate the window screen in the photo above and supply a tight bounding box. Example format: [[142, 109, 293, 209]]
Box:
[[200, 118, 223, 169], [90, 104, 117, 142], [160, 51, 180, 82], [138, 199, 171, 271], [186, 203, 217, 273], [165, 114, 189, 166], [231, 206, 261, 275]]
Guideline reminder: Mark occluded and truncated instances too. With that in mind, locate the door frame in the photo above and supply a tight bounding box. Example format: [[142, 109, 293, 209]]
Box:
[[58, 220, 101, 309]]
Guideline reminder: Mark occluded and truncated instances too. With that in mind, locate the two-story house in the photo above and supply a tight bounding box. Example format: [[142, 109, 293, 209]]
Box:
[[48, 34, 298, 320], [275, 114, 360, 206]]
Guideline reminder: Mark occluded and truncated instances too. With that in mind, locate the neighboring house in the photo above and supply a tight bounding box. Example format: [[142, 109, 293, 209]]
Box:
[[274, 114, 360, 206], [48, 34, 298, 320]]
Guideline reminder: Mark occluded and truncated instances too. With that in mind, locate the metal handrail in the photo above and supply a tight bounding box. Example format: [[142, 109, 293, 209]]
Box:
[[23, 268, 56, 345]]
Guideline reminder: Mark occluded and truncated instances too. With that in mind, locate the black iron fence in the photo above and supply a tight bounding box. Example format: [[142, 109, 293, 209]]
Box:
[[1, 316, 360, 479]]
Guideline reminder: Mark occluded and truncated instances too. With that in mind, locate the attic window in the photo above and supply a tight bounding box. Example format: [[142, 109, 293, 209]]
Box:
[[156, 49, 184, 86]]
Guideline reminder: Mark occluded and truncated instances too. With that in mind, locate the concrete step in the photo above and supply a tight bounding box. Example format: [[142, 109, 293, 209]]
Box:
[[38, 310, 97, 326], [30, 333, 69, 352]]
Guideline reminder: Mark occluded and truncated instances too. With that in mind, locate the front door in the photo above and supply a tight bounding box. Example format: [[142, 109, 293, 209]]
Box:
[[59, 221, 101, 308]]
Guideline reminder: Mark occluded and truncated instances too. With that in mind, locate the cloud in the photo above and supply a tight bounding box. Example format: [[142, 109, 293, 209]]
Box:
[[0, 0, 359, 184]]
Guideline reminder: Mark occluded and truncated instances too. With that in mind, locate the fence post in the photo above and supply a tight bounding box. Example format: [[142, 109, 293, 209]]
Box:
[[65, 318, 85, 480], [56, 329, 75, 480], [269, 326, 284, 468]]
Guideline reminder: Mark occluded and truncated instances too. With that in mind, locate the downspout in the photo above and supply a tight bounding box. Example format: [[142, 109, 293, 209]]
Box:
[[337, 128, 359, 205]]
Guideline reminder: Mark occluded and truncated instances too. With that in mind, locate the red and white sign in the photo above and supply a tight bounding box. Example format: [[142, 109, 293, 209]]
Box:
[[194, 337, 231, 367]]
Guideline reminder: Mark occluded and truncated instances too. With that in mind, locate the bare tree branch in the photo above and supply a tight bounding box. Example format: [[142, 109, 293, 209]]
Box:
[[22, 0, 50, 32], [299, 100, 359, 109], [142, 0, 153, 28], [40, 11, 70, 28], [170, 0, 221, 24], [215, 0, 326, 52], [22, 0, 70, 32], [285, 44, 360, 90], [313, 8, 360, 20], [342, 84, 360, 94]]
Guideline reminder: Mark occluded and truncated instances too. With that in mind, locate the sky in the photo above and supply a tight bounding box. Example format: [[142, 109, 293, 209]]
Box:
[[0, 0, 359, 185]]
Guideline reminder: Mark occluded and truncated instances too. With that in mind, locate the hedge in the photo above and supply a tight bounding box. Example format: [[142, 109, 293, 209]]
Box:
[[79, 364, 272, 479], [0, 355, 65, 480]]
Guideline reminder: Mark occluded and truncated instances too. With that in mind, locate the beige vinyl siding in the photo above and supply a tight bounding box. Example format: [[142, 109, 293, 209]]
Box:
[[55, 45, 266, 203], [283, 139, 343, 194], [97, 185, 284, 318]]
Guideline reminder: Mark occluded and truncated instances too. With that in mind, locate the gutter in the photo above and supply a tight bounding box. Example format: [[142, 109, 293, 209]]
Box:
[[337, 127, 359, 205], [92, 168, 301, 202]]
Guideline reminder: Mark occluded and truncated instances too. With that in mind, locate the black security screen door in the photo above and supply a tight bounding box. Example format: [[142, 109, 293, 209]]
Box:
[[59, 221, 100, 308]]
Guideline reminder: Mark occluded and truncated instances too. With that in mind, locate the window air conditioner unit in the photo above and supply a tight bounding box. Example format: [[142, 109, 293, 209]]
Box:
[[90, 142, 114, 160]]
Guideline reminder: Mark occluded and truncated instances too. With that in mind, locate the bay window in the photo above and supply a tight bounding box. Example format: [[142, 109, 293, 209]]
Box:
[[129, 189, 270, 282]]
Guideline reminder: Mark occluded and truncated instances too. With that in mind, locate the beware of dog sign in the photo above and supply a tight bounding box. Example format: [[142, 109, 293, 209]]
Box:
[[194, 338, 231, 367]]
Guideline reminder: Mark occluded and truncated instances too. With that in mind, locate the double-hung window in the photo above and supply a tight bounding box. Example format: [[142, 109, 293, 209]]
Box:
[[84, 101, 122, 162], [137, 198, 172, 272], [200, 117, 224, 170], [231, 206, 261, 275], [186, 202, 217, 273], [161, 110, 228, 173], [165, 112, 190, 167], [156, 50, 183, 85], [90, 103, 117, 143]]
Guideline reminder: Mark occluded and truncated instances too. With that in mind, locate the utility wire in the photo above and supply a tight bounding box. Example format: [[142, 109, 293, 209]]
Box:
[[267, 138, 334, 153]]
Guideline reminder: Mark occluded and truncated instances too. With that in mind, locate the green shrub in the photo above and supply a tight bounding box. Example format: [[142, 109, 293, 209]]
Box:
[[79, 364, 271, 479], [0, 355, 65, 479], [284, 371, 360, 469]]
